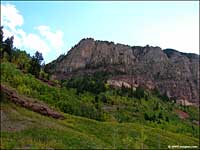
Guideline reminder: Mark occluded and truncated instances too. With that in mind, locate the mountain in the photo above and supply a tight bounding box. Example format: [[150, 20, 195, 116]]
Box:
[[1, 62, 199, 148], [45, 38, 199, 105]]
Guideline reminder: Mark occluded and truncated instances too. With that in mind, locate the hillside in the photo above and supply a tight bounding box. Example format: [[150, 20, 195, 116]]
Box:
[[1, 62, 199, 149], [1, 93, 199, 149], [45, 38, 199, 105], [1, 2, 199, 149]]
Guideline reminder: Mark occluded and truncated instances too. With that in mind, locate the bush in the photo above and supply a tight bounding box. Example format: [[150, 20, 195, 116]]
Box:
[[134, 87, 145, 99], [66, 74, 106, 94], [17, 85, 31, 95], [153, 88, 170, 102], [57, 101, 75, 114], [99, 94, 107, 103]]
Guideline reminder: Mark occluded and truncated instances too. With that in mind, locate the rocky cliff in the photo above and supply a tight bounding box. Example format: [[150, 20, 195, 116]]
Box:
[[45, 38, 199, 105]]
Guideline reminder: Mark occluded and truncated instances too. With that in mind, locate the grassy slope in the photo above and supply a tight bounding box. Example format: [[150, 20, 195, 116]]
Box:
[[1, 62, 199, 149], [1, 100, 199, 149]]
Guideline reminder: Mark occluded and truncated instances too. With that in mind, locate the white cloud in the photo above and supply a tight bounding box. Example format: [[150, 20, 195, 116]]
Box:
[[37, 25, 64, 53], [1, 3, 65, 61], [1, 4, 24, 30], [24, 33, 50, 54]]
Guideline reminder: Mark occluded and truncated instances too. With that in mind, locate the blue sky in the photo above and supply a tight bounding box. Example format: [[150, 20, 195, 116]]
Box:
[[1, 1, 199, 63]]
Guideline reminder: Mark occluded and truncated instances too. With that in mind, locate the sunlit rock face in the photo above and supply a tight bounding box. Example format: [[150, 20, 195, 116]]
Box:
[[45, 38, 199, 105]]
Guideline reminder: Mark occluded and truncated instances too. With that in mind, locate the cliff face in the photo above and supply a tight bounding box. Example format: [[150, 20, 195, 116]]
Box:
[[45, 38, 199, 105]]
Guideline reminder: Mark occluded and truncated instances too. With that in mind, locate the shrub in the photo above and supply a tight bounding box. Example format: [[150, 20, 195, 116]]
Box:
[[99, 94, 107, 103], [66, 74, 106, 94], [17, 85, 31, 95], [57, 101, 75, 114], [134, 87, 145, 99]]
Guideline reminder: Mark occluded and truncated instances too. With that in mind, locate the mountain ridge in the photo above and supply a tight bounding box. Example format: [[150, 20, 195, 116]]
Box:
[[45, 38, 199, 105]]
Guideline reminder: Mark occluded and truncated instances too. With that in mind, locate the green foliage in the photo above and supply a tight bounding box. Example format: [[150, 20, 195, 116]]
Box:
[[99, 93, 107, 103], [0, 26, 199, 148], [1, 62, 105, 121], [39, 70, 50, 80], [153, 88, 170, 102], [17, 84, 31, 95], [117, 86, 149, 100], [0, 28, 47, 78], [186, 106, 200, 121], [0, 90, 8, 103], [1, 102, 199, 149], [1, 52, 10, 62], [0, 26, 3, 43], [0, 27, 14, 61], [1, 62, 199, 142], [134, 87, 145, 99], [29, 51, 44, 77], [11, 49, 31, 72], [65, 73, 107, 95], [0, 27, 46, 77]]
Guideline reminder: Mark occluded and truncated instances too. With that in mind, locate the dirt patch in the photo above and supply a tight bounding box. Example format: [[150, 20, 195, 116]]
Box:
[[175, 109, 189, 119], [1, 84, 64, 120]]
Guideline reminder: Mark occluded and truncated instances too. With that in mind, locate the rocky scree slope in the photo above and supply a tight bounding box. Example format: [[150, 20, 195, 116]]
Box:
[[45, 38, 199, 105]]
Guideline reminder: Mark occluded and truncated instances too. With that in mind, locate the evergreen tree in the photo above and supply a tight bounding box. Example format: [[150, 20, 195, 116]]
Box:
[[29, 51, 43, 77], [4, 36, 14, 57], [0, 26, 3, 45]]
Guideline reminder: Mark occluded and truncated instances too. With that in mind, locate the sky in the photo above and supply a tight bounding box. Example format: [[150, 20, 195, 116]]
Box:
[[1, 1, 199, 63]]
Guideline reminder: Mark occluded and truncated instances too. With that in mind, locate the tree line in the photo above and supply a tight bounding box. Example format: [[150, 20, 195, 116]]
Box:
[[0, 26, 49, 79]]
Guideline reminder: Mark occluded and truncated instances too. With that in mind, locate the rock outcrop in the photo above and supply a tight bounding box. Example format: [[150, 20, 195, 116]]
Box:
[[1, 84, 65, 119], [45, 38, 199, 105]]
